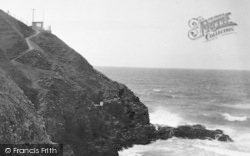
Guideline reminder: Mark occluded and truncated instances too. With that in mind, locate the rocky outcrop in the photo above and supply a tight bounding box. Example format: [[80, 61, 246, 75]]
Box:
[[0, 9, 232, 156], [173, 125, 233, 142], [118, 124, 233, 146]]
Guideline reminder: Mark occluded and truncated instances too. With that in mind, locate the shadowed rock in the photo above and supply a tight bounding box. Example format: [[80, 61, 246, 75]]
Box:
[[154, 124, 233, 142]]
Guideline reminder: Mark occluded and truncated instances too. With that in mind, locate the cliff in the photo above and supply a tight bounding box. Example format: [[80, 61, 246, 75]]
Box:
[[0, 10, 232, 156], [0, 10, 151, 155]]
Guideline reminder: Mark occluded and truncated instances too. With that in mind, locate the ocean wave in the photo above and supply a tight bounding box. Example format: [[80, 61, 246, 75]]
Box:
[[120, 109, 250, 156], [138, 89, 176, 99], [119, 137, 250, 156], [153, 89, 161, 92], [234, 132, 250, 152], [149, 107, 184, 127], [164, 94, 175, 98], [119, 140, 166, 156], [222, 113, 247, 122], [195, 144, 250, 156], [204, 124, 250, 149], [224, 104, 250, 109]]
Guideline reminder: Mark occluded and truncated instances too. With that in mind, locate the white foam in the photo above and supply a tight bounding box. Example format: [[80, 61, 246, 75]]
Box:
[[195, 145, 250, 156], [120, 106, 250, 156], [205, 124, 250, 149], [119, 121, 250, 156], [231, 131, 250, 151], [119, 140, 167, 156], [153, 89, 161, 92], [150, 107, 183, 127], [222, 113, 247, 122], [119, 135, 250, 156]]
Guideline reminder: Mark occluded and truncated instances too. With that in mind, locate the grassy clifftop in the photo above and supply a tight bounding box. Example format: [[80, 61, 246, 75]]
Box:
[[0, 10, 35, 59]]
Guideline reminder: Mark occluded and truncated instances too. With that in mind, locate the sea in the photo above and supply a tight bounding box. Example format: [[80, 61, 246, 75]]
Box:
[[96, 67, 250, 156]]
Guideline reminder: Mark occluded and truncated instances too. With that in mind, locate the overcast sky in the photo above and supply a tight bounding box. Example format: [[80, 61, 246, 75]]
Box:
[[2, 0, 250, 70]]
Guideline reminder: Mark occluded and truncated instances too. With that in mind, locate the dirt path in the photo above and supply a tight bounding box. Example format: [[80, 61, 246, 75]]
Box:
[[12, 29, 40, 61], [25, 30, 40, 51]]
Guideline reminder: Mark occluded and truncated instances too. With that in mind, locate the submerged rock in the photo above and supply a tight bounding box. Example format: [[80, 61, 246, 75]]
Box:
[[153, 124, 233, 142], [173, 124, 233, 142]]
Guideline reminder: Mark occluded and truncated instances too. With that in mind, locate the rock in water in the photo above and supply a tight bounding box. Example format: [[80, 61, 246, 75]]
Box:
[[173, 125, 233, 142]]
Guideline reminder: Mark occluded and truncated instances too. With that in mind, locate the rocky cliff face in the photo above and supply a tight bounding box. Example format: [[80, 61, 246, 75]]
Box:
[[0, 10, 232, 156], [0, 10, 150, 156]]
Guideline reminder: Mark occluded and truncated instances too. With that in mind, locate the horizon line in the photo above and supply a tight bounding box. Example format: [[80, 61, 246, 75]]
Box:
[[94, 65, 250, 71]]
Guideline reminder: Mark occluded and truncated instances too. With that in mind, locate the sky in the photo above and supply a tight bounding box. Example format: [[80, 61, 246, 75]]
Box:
[[1, 0, 250, 70]]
